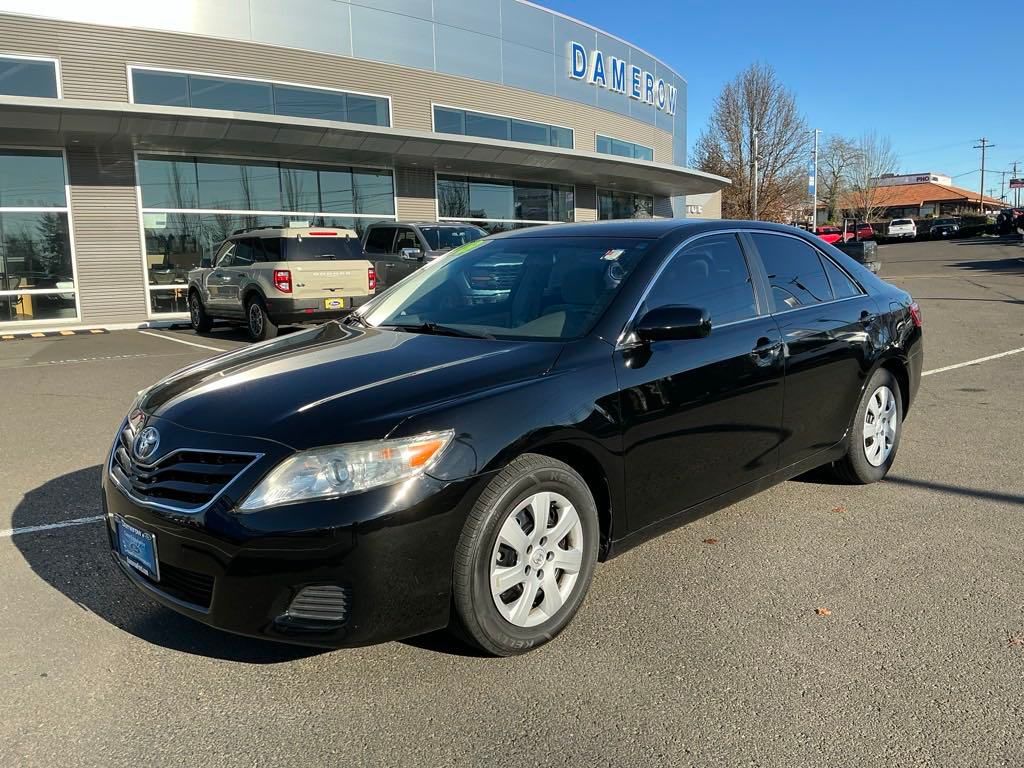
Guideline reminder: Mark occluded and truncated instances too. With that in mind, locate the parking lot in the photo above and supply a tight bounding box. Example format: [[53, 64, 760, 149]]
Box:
[[1, 237, 1022, 767]]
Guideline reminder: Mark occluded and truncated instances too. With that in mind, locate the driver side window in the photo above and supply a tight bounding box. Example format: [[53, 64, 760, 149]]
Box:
[[643, 234, 758, 326]]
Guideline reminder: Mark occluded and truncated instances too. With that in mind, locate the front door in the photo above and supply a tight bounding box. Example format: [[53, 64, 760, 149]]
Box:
[[204, 241, 236, 310], [389, 227, 423, 284], [615, 233, 786, 532], [746, 232, 881, 468]]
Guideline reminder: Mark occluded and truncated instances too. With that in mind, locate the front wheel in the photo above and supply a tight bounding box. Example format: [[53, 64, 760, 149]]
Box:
[[833, 368, 903, 484], [451, 454, 599, 656], [246, 297, 278, 342]]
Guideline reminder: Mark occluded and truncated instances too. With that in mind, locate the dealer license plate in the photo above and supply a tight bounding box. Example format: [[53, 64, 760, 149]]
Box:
[[116, 517, 159, 581], [323, 297, 346, 310]]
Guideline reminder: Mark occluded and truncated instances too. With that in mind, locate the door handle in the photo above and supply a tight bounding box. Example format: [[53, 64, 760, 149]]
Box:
[[750, 337, 782, 365]]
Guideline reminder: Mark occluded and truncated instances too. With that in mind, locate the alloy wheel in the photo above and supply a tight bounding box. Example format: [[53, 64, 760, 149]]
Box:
[[248, 303, 264, 337], [863, 385, 897, 467], [189, 296, 201, 327], [489, 491, 584, 628]]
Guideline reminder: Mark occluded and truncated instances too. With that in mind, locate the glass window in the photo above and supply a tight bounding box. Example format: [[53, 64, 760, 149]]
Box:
[[596, 135, 611, 154], [609, 138, 633, 158], [362, 236, 652, 340], [550, 126, 573, 149], [319, 169, 355, 213], [465, 111, 510, 141], [216, 243, 236, 268], [148, 289, 189, 315], [751, 233, 833, 309], [364, 226, 396, 254], [394, 228, 419, 251], [635, 146, 654, 162], [470, 181, 515, 220], [138, 155, 198, 209], [0, 212, 73, 289], [284, 236, 365, 261], [0, 290, 77, 322], [260, 237, 282, 262], [511, 119, 549, 146], [419, 225, 485, 251], [0, 56, 58, 98], [131, 70, 188, 107], [643, 234, 757, 325], [0, 150, 66, 207], [188, 75, 274, 114], [439, 175, 572, 224], [346, 94, 389, 126], [273, 84, 347, 123], [821, 256, 862, 300], [233, 239, 257, 266], [280, 165, 320, 212], [351, 169, 395, 216], [598, 190, 653, 220], [596, 135, 655, 162], [434, 107, 465, 135], [196, 159, 282, 211], [437, 177, 470, 218]]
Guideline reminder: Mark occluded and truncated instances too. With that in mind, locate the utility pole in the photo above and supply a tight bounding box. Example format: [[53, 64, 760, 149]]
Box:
[[1014, 161, 1020, 208], [998, 170, 1007, 203], [751, 125, 760, 221], [973, 138, 994, 213], [811, 129, 821, 228]]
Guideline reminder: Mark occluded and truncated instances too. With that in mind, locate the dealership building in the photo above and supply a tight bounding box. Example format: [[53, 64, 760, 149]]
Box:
[[0, 0, 726, 331]]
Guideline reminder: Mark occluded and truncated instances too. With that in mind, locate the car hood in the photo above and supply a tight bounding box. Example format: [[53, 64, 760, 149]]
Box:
[[138, 323, 563, 449]]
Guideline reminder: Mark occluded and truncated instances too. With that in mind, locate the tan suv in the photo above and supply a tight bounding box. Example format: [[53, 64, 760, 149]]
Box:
[[187, 226, 375, 341]]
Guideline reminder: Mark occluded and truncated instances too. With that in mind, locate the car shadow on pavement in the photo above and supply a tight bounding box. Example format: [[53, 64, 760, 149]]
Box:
[[951, 257, 1024, 277], [884, 476, 1024, 506], [12, 466, 323, 664]]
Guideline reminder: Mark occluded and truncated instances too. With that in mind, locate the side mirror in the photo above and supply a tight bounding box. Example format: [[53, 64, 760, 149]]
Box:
[[400, 247, 423, 261], [633, 305, 711, 343], [200, 257, 212, 268]]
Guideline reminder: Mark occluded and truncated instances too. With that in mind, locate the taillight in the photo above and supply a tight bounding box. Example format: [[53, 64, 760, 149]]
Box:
[[368, 267, 377, 292], [908, 301, 922, 328], [273, 269, 292, 293]]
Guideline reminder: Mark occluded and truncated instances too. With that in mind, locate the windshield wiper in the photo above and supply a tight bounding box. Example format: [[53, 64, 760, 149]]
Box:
[[343, 311, 369, 327], [381, 322, 494, 340]]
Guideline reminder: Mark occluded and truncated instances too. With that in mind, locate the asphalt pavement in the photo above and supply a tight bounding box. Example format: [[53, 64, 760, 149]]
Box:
[[1, 237, 1022, 767]]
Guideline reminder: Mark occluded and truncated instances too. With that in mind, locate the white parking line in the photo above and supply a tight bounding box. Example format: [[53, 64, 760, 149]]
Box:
[[923, 346, 1024, 377], [138, 330, 230, 352], [0, 515, 104, 539]]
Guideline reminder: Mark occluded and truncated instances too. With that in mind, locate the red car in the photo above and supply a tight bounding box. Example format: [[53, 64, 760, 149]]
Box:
[[814, 226, 843, 244], [843, 222, 875, 241]]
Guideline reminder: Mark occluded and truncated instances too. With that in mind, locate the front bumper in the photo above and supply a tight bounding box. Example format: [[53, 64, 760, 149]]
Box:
[[102, 420, 486, 647]]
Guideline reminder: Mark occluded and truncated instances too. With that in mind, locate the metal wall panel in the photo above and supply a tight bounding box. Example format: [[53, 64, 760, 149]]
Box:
[[65, 146, 147, 323], [575, 185, 597, 222], [394, 166, 437, 221]]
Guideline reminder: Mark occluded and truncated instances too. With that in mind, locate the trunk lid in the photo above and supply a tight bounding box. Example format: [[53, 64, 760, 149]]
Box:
[[288, 261, 372, 298]]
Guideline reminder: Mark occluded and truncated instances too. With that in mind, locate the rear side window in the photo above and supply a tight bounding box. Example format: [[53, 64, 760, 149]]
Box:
[[751, 233, 833, 310], [364, 226, 396, 254], [820, 256, 861, 300], [284, 236, 365, 261], [260, 237, 282, 262], [644, 234, 758, 325]]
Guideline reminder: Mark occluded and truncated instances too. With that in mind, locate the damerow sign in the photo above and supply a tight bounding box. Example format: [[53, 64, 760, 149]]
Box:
[[568, 42, 677, 116]]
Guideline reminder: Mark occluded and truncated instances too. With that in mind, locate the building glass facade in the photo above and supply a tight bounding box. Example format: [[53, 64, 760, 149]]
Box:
[[598, 189, 655, 220], [437, 175, 574, 233]]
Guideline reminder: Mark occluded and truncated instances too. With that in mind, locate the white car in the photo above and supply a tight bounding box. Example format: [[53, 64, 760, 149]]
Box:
[[887, 219, 917, 239]]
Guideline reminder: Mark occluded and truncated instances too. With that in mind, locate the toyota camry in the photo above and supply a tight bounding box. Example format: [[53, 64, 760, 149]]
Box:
[[103, 219, 923, 656]]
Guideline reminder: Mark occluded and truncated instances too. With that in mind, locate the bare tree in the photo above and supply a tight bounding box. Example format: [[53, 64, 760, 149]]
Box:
[[818, 135, 858, 223], [845, 132, 899, 223], [694, 63, 807, 221]]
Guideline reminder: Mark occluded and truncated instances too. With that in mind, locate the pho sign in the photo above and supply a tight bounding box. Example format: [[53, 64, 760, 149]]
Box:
[[1010, 178, 1024, 190], [568, 42, 677, 116]]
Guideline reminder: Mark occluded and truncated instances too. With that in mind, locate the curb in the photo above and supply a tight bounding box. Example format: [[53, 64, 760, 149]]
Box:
[[0, 328, 110, 341]]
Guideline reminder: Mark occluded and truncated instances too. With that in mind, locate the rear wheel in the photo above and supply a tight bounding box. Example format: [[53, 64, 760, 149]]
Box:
[[246, 296, 278, 342], [833, 368, 903, 484], [188, 291, 213, 333], [451, 454, 599, 656]]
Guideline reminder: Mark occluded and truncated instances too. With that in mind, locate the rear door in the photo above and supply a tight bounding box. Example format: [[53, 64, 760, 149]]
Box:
[[615, 233, 785, 530], [363, 225, 399, 290], [745, 231, 880, 469]]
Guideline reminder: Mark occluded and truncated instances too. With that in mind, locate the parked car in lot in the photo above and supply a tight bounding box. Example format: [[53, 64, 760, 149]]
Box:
[[844, 222, 876, 241], [106, 219, 923, 656], [362, 221, 486, 291], [928, 217, 960, 238], [814, 226, 844, 244], [187, 226, 376, 341], [887, 218, 917, 240]]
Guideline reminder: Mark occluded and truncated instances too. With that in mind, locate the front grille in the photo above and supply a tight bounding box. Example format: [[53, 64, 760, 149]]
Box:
[[111, 425, 258, 512], [141, 562, 214, 610]]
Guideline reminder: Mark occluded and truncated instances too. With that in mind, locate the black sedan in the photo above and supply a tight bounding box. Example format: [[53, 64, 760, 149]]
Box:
[[103, 220, 923, 656]]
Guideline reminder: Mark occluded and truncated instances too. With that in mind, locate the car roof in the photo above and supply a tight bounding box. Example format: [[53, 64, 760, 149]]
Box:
[[231, 226, 358, 239], [485, 218, 807, 240]]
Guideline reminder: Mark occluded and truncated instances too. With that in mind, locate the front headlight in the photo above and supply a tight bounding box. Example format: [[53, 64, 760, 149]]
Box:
[[238, 430, 454, 512]]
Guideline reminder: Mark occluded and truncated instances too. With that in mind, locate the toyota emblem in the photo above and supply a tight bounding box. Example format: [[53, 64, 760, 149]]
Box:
[[133, 426, 160, 461]]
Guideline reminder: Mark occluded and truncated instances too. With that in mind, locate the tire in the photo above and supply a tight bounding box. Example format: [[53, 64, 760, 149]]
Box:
[[451, 453, 600, 656], [188, 291, 213, 333], [833, 368, 903, 484], [245, 296, 278, 342]]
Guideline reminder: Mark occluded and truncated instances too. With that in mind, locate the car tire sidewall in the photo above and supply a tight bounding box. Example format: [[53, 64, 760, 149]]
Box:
[[844, 368, 903, 483], [189, 292, 211, 332], [246, 297, 275, 341], [458, 460, 599, 656]]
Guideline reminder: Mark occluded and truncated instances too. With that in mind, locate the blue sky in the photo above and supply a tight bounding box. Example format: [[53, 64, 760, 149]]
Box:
[[541, 0, 1024, 201]]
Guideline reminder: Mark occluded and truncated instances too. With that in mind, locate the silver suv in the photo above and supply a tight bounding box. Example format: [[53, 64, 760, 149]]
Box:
[[362, 221, 486, 291], [187, 226, 375, 341]]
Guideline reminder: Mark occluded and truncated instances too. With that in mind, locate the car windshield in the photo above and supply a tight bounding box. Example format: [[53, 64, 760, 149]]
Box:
[[933, 218, 954, 225], [892, 219, 913, 226], [360, 236, 652, 340], [284, 236, 365, 261], [419, 225, 486, 251]]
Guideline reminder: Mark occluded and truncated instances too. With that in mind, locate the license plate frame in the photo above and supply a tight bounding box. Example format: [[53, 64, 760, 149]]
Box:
[[116, 517, 160, 582], [323, 297, 346, 310]]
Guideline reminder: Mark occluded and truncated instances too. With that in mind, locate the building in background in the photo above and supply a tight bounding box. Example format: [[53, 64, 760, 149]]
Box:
[[840, 173, 1004, 220], [0, 0, 726, 330]]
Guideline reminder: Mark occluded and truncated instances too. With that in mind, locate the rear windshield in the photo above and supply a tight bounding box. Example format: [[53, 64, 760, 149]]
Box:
[[419, 225, 486, 251], [892, 219, 913, 226], [283, 236, 365, 261]]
